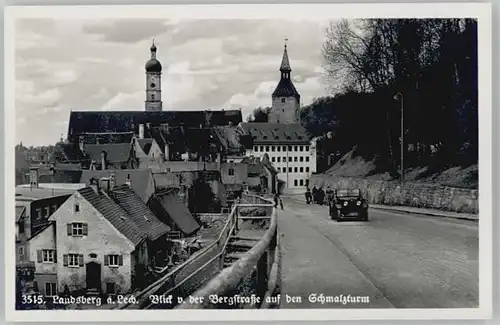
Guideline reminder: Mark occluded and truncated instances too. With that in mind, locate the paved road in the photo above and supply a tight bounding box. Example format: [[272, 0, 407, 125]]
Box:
[[278, 198, 478, 309]]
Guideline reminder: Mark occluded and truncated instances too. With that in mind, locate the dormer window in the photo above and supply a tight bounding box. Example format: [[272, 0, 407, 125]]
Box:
[[281, 98, 286, 103]]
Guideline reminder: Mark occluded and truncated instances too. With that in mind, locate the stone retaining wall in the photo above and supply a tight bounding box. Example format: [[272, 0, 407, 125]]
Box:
[[310, 174, 478, 214]]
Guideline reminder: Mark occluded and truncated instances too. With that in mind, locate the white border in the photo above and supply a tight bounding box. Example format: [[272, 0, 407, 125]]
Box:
[[4, 3, 492, 322]]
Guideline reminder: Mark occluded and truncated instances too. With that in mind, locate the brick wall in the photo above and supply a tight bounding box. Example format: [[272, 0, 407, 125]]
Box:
[[310, 174, 478, 214]]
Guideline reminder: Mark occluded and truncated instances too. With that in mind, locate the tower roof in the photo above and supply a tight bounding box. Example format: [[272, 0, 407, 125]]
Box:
[[145, 40, 162, 73], [280, 42, 291, 72]]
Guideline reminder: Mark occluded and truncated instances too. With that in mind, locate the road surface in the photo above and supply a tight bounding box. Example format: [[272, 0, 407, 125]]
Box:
[[278, 197, 478, 309]]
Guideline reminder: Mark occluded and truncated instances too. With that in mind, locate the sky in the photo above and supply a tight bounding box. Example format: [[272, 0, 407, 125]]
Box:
[[15, 18, 334, 146]]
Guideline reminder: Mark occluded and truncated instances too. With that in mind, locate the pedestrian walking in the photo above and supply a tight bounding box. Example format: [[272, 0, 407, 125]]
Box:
[[273, 193, 279, 208], [279, 197, 284, 210], [305, 188, 312, 204]]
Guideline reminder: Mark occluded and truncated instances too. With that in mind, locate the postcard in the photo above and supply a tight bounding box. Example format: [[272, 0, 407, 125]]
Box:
[[5, 2, 492, 322]]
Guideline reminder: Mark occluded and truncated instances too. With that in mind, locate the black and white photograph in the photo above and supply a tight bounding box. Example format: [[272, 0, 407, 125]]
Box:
[[5, 3, 492, 322]]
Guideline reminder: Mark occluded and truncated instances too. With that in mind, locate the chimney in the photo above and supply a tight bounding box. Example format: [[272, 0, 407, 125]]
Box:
[[109, 174, 116, 191], [164, 144, 170, 161], [79, 135, 85, 152], [139, 124, 145, 139], [89, 177, 100, 194], [216, 153, 221, 171], [29, 167, 39, 189], [100, 151, 107, 170], [125, 174, 131, 187], [99, 177, 110, 194]]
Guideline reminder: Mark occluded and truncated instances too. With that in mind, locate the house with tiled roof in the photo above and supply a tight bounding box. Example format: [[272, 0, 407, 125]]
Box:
[[241, 154, 278, 194], [84, 143, 139, 170], [147, 188, 201, 237], [29, 180, 172, 296]]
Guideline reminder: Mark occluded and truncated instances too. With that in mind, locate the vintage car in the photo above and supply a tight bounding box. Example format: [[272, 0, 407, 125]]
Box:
[[329, 189, 369, 221]]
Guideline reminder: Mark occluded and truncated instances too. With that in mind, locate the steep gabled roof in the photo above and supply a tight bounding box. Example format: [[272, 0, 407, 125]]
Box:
[[76, 187, 147, 245], [110, 184, 171, 242], [151, 189, 200, 236], [136, 139, 153, 155]]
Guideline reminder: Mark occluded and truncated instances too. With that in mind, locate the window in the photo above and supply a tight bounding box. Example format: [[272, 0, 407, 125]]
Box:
[[294, 157, 298, 162], [277, 157, 281, 163], [36, 208, 42, 220], [288, 157, 292, 162], [299, 179, 304, 186], [277, 146, 281, 152], [300, 167, 304, 172], [294, 167, 298, 172], [105, 254, 123, 267], [228, 168, 235, 176], [281, 98, 286, 103], [283, 156, 287, 162], [52, 204, 58, 214], [41, 249, 56, 263], [254, 146, 258, 152], [260, 146, 264, 151], [294, 179, 298, 186], [300, 146, 304, 152], [306, 179, 309, 187], [265, 146, 270, 152], [306, 156, 310, 162], [294, 146, 298, 151], [288, 146, 292, 151], [19, 220, 25, 234], [306, 167, 310, 172], [271, 146, 275, 152], [64, 254, 83, 267], [300, 157, 304, 162], [305, 146, 309, 151], [74, 204, 80, 213], [18, 246, 25, 257], [68, 222, 88, 237], [288, 167, 292, 172], [106, 282, 116, 294], [44, 206, 50, 217], [151, 94, 155, 101], [45, 282, 57, 297], [283, 146, 287, 151], [271, 157, 275, 163], [277, 167, 281, 172]]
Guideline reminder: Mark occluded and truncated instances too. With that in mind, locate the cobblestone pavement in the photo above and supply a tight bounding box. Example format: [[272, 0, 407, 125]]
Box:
[[278, 198, 479, 309]]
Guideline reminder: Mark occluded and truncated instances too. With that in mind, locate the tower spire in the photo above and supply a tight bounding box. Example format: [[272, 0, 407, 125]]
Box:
[[280, 38, 291, 72], [150, 39, 157, 59]]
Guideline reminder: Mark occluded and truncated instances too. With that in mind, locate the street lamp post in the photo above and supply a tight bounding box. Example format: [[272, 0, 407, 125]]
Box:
[[393, 92, 404, 182]]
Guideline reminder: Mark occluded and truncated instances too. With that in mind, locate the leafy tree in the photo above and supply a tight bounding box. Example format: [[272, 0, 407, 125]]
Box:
[[316, 18, 478, 173], [247, 107, 270, 123]]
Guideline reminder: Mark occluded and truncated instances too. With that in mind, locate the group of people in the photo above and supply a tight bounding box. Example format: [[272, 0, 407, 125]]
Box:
[[305, 186, 335, 205]]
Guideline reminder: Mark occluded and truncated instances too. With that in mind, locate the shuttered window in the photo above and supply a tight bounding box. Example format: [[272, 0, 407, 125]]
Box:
[[104, 254, 123, 267], [37, 249, 56, 263], [64, 254, 83, 267], [67, 223, 88, 236]]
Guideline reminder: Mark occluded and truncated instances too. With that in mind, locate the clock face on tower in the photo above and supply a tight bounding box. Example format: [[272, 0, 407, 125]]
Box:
[[149, 75, 158, 89]]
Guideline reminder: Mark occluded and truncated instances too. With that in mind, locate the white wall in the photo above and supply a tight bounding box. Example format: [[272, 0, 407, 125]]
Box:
[[246, 141, 316, 190]]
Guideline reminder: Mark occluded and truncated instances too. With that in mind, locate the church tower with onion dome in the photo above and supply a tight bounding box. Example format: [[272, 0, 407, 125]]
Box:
[[145, 40, 163, 112], [269, 39, 301, 124]]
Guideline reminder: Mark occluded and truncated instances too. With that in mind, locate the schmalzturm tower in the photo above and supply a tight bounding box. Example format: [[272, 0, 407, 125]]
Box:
[[269, 39, 301, 124], [145, 40, 163, 112]]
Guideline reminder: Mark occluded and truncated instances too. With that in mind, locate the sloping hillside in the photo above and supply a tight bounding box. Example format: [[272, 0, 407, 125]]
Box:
[[324, 150, 478, 189]]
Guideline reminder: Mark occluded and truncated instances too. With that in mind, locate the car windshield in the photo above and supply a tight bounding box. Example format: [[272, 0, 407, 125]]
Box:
[[336, 189, 361, 198]]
